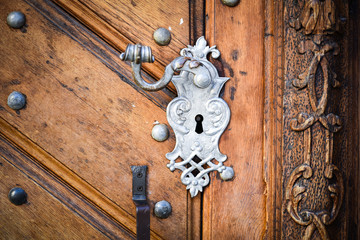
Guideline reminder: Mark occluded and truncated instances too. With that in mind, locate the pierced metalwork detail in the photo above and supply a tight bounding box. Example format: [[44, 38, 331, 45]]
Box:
[[166, 38, 230, 196], [121, 37, 231, 197]]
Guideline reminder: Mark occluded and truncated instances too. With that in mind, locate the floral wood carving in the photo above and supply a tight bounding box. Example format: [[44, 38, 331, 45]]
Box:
[[285, 0, 345, 239]]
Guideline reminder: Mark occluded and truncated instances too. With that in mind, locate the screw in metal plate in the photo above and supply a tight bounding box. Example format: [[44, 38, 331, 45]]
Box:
[[220, 166, 235, 181], [154, 200, 172, 219], [7, 91, 26, 110], [7, 11, 26, 29], [153, 28, 171, 46], [151, 123, 169, 142]]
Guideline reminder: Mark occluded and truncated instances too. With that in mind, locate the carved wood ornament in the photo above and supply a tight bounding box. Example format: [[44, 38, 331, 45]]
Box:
[[285, 0, 345, 239]]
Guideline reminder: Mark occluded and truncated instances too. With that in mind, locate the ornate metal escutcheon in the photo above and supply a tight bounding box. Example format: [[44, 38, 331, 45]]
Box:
[[121, 37, 232, 197]]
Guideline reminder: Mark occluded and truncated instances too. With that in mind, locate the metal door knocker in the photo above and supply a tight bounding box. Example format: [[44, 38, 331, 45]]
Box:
[[121, 37, 234, 197]]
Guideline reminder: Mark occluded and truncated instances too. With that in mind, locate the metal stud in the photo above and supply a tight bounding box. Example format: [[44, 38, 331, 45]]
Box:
[[7, 11, 26, 29], [153, 28, 171, 46], [8, 187, 27, 205], [151, 124, 169, 142], [220, 166, 234, 181], [7, 91, 26, 110], [154, 200, 172, 219], [221, 0, 240, 7]]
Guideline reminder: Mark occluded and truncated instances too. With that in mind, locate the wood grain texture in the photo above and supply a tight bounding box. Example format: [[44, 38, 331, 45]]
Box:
[[51, 0, 204, 91], [0, 152, 108, 239], [350, 2, 360, 239], [263, 0, 284, 238], [203, 0, 266, 239], [264, 1, 359, 239], [0, 118, 136, 240], [0, 0, 201, 239], [352, 2, 360, 239], [281, 1, 352, 239]]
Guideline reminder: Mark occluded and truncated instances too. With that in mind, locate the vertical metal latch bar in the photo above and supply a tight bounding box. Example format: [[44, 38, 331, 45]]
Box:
[[131, 166, 150, 240]]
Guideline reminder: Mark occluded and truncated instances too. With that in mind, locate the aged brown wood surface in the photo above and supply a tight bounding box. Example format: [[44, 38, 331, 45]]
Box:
[[281, 1, 354, 239], [264, 0, 360, 239], [263, 0, 285, 238], [203, 0, 266, 239], [0, 0, 201, 239], [0, 155, 108, 240], [1, 0, 359, 239], [260, 0, 360, 239], [51, 0, 204, 89], [0, 121, 139, 239], [353, 2, 360, 239]]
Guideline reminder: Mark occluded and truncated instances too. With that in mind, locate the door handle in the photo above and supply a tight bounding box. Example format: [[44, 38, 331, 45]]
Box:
[[131, 166, 150, 240], [122, 37, 234, 197]]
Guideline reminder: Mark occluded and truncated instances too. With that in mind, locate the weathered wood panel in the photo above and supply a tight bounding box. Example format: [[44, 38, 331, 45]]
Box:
[[203, 0, 266, 239], [0, 151, 108, 239], [51, 0, 204, 88], [264, 0, 359, 239], [0, 0, 200, 239], [0, 118, 135, 239]]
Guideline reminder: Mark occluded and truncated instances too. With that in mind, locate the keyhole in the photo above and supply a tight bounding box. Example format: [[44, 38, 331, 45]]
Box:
[[195, 114, 204, 134]]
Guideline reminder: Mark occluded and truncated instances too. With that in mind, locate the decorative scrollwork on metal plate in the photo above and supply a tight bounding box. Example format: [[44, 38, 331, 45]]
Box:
[[165, 38, 230, 197], [121, 37, 232, 197]]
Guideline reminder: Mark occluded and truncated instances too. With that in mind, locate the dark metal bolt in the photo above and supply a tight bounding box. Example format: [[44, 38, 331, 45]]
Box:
[[8, 187, 27, 205], [7, 11, 26, 29], [154, 200, 172, 219], [137, 172, 143, 178], [7, 91, 26, 110], [137, 186, 143, 191]]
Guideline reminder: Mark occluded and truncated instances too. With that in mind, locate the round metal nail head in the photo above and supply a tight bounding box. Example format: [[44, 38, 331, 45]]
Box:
[[151, 124, 169, 142], [154, 200, 172, 219], [7, 11, 26, 29], [221, 0, 240, 7], [7, 91, 26, 110], [8, 187, 27, 205], [153, 28, 171, 46], [220, 166, 234, 181]]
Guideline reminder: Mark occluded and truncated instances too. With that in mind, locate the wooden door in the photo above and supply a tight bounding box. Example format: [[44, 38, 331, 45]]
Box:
[[0, 0, 359, 239]]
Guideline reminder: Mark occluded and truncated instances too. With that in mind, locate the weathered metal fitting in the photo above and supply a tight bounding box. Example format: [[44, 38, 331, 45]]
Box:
[[121, 37, 231, 197], [7, 91, 26, 110], [153, 28, 171, 46], [220, 166, 235, 181], [8, 187, 27, 205], [221, 0, 240, 7], [151, 124, 169, 142], [154, 200, 172, 219], [120, 44, 155, 64], [7, 11, 26, 29]]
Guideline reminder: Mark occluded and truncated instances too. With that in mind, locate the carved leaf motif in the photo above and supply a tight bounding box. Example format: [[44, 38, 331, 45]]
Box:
[[286, 1, 345, 239], [292, 0, 337, 35]]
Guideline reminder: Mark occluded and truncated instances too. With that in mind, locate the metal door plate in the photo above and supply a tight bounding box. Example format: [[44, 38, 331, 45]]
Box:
[[122, 37, 233, 197]]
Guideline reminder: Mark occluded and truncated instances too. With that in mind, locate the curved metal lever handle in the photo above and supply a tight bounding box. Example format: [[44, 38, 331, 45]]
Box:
[[120, 43, 214, 92], [120, 44, 175, 91]]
